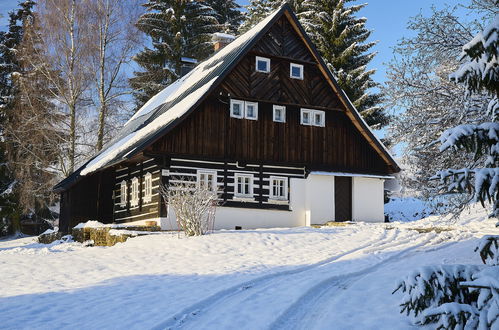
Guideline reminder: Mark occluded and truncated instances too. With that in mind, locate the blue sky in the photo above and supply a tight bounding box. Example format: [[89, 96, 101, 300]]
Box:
[[0, 0, 472, 85]]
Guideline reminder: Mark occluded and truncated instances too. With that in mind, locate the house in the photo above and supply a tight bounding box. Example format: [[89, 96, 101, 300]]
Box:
[[54, 4, 400, 233]]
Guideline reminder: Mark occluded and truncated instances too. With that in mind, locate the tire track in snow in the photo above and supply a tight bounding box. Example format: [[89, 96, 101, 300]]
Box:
[[152, 228, 418, 330], [269, 235, 461, 330]]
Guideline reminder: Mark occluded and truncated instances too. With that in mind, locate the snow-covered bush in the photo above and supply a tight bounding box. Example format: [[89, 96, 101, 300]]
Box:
[[476, 235, 499, 265], [393, 265, 482, 328], [160, 179, 219, 236]]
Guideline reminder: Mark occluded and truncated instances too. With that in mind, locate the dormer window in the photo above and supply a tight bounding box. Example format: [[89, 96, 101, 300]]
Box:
[[245, 102, 258, 120], [290, 63, 304, 79], [301, 108, 325, 127], [273, 105, 286, 123], [256, 56, 270, 73], [230, 99, 244, 118]]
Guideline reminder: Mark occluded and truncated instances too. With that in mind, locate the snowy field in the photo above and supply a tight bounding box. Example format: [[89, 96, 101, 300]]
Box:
[[1, 206, 498, 329]]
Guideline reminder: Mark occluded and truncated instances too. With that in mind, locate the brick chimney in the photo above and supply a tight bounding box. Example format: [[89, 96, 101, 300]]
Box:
[[212, 32, 236, 52]]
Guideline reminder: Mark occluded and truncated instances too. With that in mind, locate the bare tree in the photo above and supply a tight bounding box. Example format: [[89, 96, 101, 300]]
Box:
[[159, 178, 219, 236], [31, 0, 93, 175], [87, 0, 141, 151]]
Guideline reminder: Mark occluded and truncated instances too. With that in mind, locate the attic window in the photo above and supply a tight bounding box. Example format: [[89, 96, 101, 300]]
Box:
[[230, 99, 244, 118], [273, 105, 286, 123], [120, 181, 127, 207], [301, 109, 325, 127], [130, 177, 139, 207], [256, 56, 270, 73], [143, 172, 152, 203], [245, 102, 258, 120], [290, 63, 304, 79]]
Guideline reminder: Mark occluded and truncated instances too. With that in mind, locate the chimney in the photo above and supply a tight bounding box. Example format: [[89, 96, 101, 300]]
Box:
[[180, 57, 197, 77], [212, 32, 236, 52]]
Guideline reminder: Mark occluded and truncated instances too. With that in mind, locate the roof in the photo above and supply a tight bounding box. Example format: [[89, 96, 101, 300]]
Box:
[[54, 4, 400, 193]]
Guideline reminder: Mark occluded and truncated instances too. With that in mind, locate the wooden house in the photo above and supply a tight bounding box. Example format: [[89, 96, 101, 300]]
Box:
[[54, 4, 400, 233]]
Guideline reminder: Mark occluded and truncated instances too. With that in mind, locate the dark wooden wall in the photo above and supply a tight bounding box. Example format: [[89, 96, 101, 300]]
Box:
[[58, 169, 114, 233]]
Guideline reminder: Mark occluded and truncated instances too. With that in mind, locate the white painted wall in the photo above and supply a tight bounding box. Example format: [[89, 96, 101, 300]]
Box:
[[304, 174, 335, 225], [352, 177, 385, 222]]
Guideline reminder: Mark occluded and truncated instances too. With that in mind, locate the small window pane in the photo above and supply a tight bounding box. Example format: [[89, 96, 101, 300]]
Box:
[[292, 66, 301, 77], [247, 105, 254, 117], [290, 63, 304, 79], [256, 56, 270, 73], [233, 103, 241, 116], [257, 61, 267, 72]]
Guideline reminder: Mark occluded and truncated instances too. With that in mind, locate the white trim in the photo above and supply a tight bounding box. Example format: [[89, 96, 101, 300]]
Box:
[[172, 158, 225, 165], [290, 62, 304, 79], [313, 110, 325, 127], [143, 172, 153, 203], [120, 180, 127, 207], [230, 99, 244, 118], [234, 173, 254, 198], [197, 170, 217, 191], [255, 56, 270, 73], [269, 176, 288, 200], [245, 101, 258, 120], [273, 105, 286, 123], [300, 109, 312, 125], [310, 171, 395, 180], [130, 177, 139, 207], [115, 210, 158, 222]]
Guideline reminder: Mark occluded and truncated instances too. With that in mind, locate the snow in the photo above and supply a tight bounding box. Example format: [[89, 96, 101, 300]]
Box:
[[73, 221, 108, 229], [79, 7, 283, 177], [1, 206, 498, 329], [385, 197, 435, 222]]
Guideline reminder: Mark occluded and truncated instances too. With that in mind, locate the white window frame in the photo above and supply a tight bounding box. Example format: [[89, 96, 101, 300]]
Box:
[[255, 56, 270, 73], [300, 109, 312, 125], [301, 108, 325, 127], [313, 110, 325, 127], [269, 176, 288, 200], [245, 101, 258, 120], [143, 172, 153, 203], [290, 63, 304, 80], [230, 99, 244, 118], [120, 180, 127, 207], [197, 170, 217, 192], [130, 177, 139, 207], [273, 105, 286, 123], [234, 173, 254, 198]]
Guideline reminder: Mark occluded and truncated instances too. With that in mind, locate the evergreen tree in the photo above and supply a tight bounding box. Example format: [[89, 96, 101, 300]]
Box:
[[204, 0, 242, 34], [130, 0, 219, 108], [240, 0, 387, 128]]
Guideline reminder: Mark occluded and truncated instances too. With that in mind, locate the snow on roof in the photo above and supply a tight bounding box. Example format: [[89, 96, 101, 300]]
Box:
[[77, 7, 283, 177]]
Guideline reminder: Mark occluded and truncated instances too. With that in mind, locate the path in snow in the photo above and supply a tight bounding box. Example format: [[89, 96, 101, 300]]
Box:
[[155, 229, 463, 330]]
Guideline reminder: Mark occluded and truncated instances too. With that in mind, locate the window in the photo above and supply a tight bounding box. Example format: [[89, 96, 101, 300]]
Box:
[[273, 105, 286, 123], [300, 109, 312, 125], [290, 63, 304, 79], [270, 176, 288, 200], [301, 108, 325, 127], [245, 102, 258, 120], [197, 170, 217, 192], [255, 56, 270, 73], [130, 177, 139, 207], [235, 173, 254, 198], [120, 180, 127, 207], [230, 99, 244, 118], [143, 172, 152, 203]]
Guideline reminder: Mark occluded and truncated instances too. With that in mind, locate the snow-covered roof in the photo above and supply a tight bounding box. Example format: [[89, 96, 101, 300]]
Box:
[[54, 3, 400, 192]]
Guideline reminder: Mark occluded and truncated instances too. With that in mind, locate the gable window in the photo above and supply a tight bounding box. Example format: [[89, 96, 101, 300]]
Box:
[[120, 180, 127, 207], [290, 63, 304, 80], [245, 102, 258, 120], [235, 173, 254, 198], [270, 176, 288, 200], [230, 99, 244, 118], [130, 177, 139, 207], [300, 109, 312, 125], [255, 56, 270, 73], [197, 170, 217, 192], [143, 172, 152, 203], [301, 108, 325, 127], [273, 105, 286, 123]]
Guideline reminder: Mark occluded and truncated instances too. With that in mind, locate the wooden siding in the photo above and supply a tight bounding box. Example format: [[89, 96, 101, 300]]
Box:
[[165, 157, 304, 211], [113, 158, 162, 224], [149, 99, 390, 174]]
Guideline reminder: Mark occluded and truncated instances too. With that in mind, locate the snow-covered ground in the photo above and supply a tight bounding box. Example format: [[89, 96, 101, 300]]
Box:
[[1, 206, 498, 329]]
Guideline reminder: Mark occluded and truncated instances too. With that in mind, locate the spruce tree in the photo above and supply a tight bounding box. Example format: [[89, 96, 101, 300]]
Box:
[[204, 0, 243, 34], [240, 0, 387, 128], [130, 0, 219, 108]]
